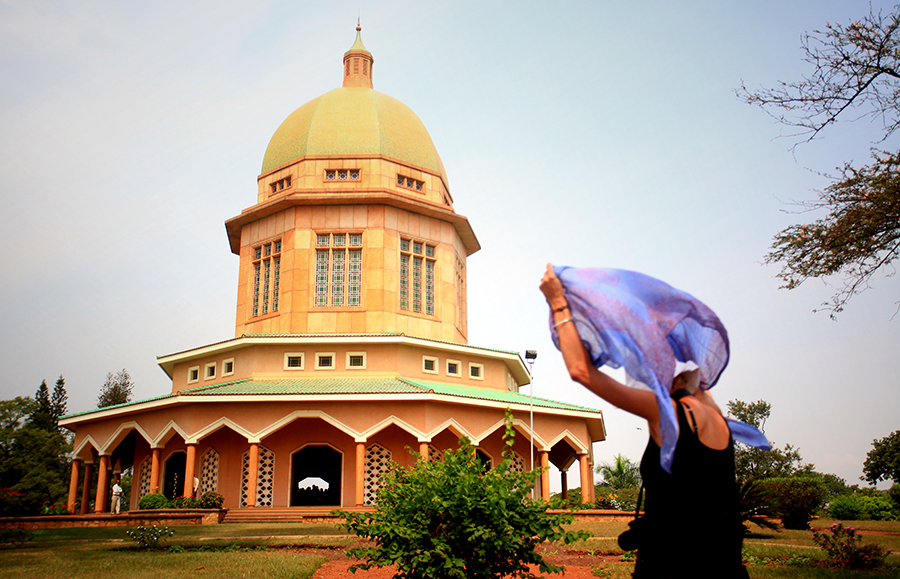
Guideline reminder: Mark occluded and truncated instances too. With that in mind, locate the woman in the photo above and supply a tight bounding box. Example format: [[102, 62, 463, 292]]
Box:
[[540, 264, 749, 578]]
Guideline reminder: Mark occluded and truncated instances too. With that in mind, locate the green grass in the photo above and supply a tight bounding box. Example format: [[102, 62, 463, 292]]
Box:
[[0, 519, 897, 579]]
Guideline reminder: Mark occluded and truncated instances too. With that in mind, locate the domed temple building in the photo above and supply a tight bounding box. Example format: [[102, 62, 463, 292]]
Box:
[[60, 26, 605, 516]]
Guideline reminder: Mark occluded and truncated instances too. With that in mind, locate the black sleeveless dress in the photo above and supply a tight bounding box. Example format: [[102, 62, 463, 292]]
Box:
[[633, 393, 749, 578]]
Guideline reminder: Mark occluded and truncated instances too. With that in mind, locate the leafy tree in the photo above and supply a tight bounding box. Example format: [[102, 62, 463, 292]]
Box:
[[337, 413, 588, 579], [97, 369, 134, 408], [595, 453, 641, 490], [50, 375, 68, 430], [727, 399, 809, 481], [761, 476, 827, 530], [863, 429, 900, 484], [738, 5, 900, 317], [29, 380, 53, 432], [0, 397, 72, 515]]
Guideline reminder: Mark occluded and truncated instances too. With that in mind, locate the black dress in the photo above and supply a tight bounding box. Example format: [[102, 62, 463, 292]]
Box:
[[633, 393, 749, 578]]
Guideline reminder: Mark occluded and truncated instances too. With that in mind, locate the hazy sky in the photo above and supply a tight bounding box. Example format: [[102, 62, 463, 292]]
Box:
[[1, 0, 898, 491]]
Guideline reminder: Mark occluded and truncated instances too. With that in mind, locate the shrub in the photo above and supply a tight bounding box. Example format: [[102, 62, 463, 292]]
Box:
[[199, 491, 224, 509], [336, 411, 589, 579], [738, 479, 779, 531], [828, 494, 866, 520], [138, 493, 169, 510], [761, 476, 827, 530], [889, 483, 900, 508], [859, 495, 897, 521], [125, 525, 175, 550], [41, 502, 70, 516], [811, 522, 890, 569], [172, 495, 200, 509]]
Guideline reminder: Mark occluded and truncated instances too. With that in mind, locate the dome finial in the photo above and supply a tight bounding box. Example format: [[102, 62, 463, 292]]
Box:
[[343, 21, 374, 88]]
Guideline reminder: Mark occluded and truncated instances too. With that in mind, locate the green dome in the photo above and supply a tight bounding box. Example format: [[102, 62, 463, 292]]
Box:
[[261, 87, 448, 184]]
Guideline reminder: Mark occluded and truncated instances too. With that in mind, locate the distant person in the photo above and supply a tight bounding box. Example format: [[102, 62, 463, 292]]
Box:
[[540, 264, 766, 578], [111, 476, 123, 515]]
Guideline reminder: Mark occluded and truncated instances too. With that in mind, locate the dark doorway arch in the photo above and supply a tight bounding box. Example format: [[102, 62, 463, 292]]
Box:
[[291, 445, 341, 506], [163, 452, 186, 499], [476, 449, 492, 471]]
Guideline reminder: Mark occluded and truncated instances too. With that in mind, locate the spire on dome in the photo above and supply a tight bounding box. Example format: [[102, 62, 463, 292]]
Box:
[[343, 21, 374, 88]]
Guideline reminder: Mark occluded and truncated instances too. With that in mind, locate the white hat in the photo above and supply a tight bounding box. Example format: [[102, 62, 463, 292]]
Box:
[[673, 360, 700, 378]]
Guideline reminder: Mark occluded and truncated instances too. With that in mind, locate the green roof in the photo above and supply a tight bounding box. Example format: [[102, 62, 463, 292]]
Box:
[[61, 377, 600, 420]]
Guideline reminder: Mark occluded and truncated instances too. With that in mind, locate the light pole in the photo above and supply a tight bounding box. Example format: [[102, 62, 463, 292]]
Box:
[[524, 350, 537, 497]]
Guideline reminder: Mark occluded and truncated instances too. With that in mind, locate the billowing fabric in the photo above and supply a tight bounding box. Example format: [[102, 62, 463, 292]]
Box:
[[549, 266, 769, 472]]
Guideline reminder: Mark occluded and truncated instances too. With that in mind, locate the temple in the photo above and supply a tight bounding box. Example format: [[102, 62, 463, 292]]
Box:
[[59, 25, 604, 515]]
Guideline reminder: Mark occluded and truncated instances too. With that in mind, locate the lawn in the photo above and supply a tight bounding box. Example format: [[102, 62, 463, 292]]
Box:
[[0, 518, 896, 579]]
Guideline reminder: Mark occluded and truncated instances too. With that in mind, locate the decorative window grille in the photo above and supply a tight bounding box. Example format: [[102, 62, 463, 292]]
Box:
[[314, 233, 363, 307], [364, 444, 392, 505], [269, 176, 291, 194], [510, 451, 525, 473], [324, 169, 361, 181], [400, 238, 435, 315], [251, 239, 281, 317], [198, 448, 219, 496], [138, 456, 152, 499], [456, 257, 467, 334], [428, 445, 443, 463], [240, 446, 275, 507], [396, 174, 424, 192]]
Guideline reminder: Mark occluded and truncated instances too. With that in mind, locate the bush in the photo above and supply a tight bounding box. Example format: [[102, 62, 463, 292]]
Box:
[[337, 411, 589, 579], [199, 491, 224, 509], [171, 495, 200, 509], [125, 525, 175, 550], [138, 493, 169, 510], [41, 502, 70, 516], [761, 477, 827, 530], [889, 483, 900, 508], [859, 495, 897, 520], [828, 494, 866, 520], [811, 522, 890, 569]]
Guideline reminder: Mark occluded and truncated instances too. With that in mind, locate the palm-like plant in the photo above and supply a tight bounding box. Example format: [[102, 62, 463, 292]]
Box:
[[595, 454, 641, 490]]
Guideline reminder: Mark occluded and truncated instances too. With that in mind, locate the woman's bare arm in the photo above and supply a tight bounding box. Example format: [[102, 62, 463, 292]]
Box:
[[540, 263, 660, 424]]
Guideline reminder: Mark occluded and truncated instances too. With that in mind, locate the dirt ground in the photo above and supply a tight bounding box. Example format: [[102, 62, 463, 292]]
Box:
[[287, 542, 621, 579]]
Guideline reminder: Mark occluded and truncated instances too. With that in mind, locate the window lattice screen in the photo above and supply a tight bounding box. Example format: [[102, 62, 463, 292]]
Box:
[[364, 444, 391, 505], [240, 446, 275, 507], [198, 448, 219, 496], [138, 456, 152, 499]]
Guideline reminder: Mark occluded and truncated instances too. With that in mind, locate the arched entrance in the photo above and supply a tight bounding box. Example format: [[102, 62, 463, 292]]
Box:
[[163, 452, 186, 499], [291, 445, 341, 506]]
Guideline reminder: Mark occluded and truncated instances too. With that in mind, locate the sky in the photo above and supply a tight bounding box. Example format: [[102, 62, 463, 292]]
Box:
[[1, 0, 898, 491]]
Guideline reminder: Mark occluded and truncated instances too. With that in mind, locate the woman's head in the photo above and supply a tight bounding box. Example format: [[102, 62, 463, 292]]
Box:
[[672, 361, 701, 394]]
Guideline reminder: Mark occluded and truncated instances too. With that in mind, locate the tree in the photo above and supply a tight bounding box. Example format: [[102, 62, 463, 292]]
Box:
[[862, 429, 900, 484], [338, 413, 588, 579], [738, 5, 900, 317], [97, 369, 134, 408], [28, 380, 53, 432], [595, 454, 641, 490], [50, 375, 67, 430], [727, 399, 809, 481]]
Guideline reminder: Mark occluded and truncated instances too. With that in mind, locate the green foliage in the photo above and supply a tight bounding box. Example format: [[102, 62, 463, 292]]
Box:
[[738, 5, 900, 316], [726, 399, 809, 481], [863, 430, 900, 485], [336, 411, 589, 579], [594, 486, 639, 512], [737, 479, 779, 531], [50, 376, 67, 430], [761, 476, 827, 530], [859, 495, 898, 521], [0, 395, 73, 516], [29, 380, 53, 432], [199, 491, 224, 509], [97, 369, 134, 408], [811, 522, 890, 569], [138, 493, 169, 510], [594, 454, 640, 490], [889, 483, 900, 508], [172, 495, 200, 509], [124, 525, 175, 550], [828, 495, 866, 520]]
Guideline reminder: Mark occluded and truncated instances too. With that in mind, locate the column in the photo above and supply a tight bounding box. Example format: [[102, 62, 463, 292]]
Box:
[[94, 455, 109, 513], [355, 442, 366, 507], [419, 442, 429, 461], [560, 470, 568, 502], [80, 462, 94, 515], [578, 453, 593, 505], [183, 444, 197, 498], [246, 443, 259, 508], [67, 459, 80, 514], [540, 451, 550, 501], [150, 448, 161, 494]]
